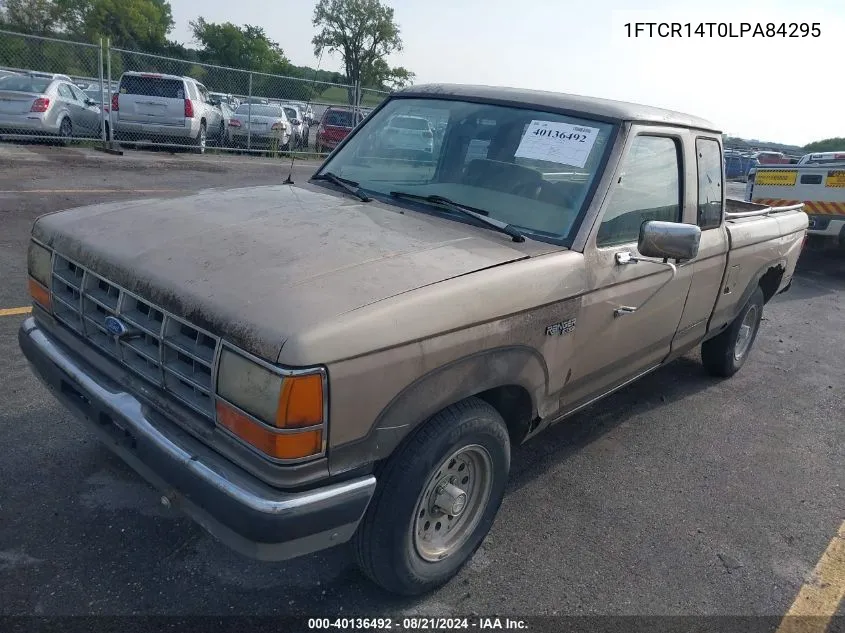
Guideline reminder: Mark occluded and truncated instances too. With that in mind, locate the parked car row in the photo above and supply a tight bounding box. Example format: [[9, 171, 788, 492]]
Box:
[[0, 66, 381, 154]]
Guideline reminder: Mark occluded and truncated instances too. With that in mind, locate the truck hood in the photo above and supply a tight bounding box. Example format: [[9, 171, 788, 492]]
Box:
[[33, 184, 542, 361]]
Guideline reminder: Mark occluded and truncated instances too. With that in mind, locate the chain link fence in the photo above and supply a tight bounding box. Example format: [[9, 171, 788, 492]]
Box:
[[0, 30, 395, 156]]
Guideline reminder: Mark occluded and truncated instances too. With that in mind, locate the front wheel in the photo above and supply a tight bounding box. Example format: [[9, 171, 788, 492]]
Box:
[[353, 397, 510, 596], [701, 286, 764, 377]]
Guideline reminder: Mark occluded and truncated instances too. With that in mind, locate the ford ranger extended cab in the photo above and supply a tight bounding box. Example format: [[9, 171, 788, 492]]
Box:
[[19, 84, 808, 596]]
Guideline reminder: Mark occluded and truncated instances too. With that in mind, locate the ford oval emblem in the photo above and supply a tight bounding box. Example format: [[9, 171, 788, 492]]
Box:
[[104, 316, 129, 337]]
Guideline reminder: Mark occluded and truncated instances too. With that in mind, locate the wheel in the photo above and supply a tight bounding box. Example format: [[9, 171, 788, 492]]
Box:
[[103, 121, 110, 142], [192, 123, 207, 154], [58, 117, 72, 146], [353, 397, 510, 596], [701, 286, 764, 377], [216, 122, 226, 147]]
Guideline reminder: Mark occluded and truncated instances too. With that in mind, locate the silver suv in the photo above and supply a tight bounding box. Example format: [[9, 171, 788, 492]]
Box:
[[112, 72, 225, 153]]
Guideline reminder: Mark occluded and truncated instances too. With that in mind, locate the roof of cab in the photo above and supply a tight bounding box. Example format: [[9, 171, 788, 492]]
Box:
[[394, 83, 721, 133]]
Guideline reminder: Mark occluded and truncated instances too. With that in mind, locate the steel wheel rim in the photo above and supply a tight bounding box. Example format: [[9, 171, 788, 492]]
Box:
[[734, 305, 758, 361], [199, 126, 206, 150], [412, 444, 493, 562]]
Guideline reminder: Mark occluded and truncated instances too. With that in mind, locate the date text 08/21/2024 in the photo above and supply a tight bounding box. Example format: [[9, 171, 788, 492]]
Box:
[[307, 617, 529, 630], [623, 22, 821, 38]]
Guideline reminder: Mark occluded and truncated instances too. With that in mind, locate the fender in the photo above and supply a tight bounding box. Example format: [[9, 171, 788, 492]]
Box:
[[328, 345, 549, 476], [705, 257, 787, 341]]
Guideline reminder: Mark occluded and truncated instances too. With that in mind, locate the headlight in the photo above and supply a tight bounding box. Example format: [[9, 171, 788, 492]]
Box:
[[215, 347, 326, 461], [27, 241, 52, 311]]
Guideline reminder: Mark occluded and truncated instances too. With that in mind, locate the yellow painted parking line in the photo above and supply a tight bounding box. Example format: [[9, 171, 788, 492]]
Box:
[[776, 520, 845, 633], [0, 306, 31, 317], [0, 189, 180, 194]]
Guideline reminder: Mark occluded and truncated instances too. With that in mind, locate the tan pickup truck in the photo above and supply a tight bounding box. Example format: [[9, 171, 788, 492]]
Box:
[[20, 84, 808, 596]]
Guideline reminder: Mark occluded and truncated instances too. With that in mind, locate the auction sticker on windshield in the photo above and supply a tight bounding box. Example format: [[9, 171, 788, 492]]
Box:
[[515, 120, 600, 168]]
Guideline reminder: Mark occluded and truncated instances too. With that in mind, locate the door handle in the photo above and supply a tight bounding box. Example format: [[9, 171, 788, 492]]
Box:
[[613, 252, 678, 317]]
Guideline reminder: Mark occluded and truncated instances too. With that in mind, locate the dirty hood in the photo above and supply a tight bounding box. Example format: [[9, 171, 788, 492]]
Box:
[[33, 184, 536, 361]]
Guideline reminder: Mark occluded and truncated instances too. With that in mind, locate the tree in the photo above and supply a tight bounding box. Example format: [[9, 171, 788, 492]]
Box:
[[360, 57, 413, 90], [190, 19, 290, 72], [312, 0, 411, 103], [0, 0, 62, 35], [77, 0, 173, 51], [1, 0, 174, 51], [804, 138, 845, 153], [190, 19, 311, 100]]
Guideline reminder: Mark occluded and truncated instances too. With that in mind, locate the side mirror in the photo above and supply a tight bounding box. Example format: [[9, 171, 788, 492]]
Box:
[[85, 98, 96, 106], [637, 220, 701, 261]]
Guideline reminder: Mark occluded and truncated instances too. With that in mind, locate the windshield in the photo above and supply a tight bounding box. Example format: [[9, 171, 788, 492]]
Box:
[[317, 97, 616, 244], [0, 76, 51, 93], [235, 104, 283, 117]]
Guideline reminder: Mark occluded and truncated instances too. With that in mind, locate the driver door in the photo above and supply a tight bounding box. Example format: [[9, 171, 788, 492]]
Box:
[[562, 128, 696, 408]]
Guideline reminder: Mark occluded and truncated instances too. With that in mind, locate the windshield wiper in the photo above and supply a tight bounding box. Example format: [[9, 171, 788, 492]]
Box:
[[311, 172, 371, 202], [389, 191, 525, 243]]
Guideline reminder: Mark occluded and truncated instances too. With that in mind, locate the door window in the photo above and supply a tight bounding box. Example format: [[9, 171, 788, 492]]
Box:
[[597, 135, 682, 247], [57, 84, 75, 100], [69, 85, 87, 103]]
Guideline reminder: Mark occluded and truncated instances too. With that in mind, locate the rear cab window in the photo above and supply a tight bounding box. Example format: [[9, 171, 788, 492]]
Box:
[[390, 116, 430, 130], [695, 137, 723, 230]]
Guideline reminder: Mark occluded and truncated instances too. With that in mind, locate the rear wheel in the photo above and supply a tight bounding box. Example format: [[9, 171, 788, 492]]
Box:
[[58, 117, 72, 146], [353, 397, 510, 595], [701, 287, 764, 377], [192, 123, 207, 154]]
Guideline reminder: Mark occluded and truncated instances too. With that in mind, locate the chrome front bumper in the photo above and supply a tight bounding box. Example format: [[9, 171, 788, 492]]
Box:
[[19, 316, 376, 561]]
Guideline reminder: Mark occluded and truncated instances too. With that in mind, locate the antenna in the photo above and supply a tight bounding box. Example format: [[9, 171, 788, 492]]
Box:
[[284, 48, 326, 185]]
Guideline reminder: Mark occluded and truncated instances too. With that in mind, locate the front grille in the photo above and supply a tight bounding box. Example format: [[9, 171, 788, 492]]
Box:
[[50, 254, 219, 419]]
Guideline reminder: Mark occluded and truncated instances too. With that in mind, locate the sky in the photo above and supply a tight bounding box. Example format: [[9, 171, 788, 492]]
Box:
[[167, 0, 845, 147]]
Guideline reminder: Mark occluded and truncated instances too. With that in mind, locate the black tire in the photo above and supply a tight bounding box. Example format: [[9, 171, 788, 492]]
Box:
[[192, 123, 207, 154], [58, 117, 72, 146], [353, 397, 510, 596], [215, 122, 226, 147], [701, 286, 765, 378]]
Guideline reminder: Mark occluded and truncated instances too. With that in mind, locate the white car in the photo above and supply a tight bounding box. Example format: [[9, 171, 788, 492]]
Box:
[[797, 151, 845, 165], [380, 115, 434, 154]]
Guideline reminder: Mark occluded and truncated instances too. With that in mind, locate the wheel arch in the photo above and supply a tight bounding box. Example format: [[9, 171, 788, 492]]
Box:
[[328, 346, 548, 476]]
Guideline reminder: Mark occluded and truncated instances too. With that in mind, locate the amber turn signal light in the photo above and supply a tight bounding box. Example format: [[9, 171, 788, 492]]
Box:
[[276, 373, 324, 428], [216, 400, 322, 460], [28, 277, 51, 311]]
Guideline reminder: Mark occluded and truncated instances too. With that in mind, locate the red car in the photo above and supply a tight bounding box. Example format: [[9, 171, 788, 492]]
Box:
[[314, 106, 364, 154]]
